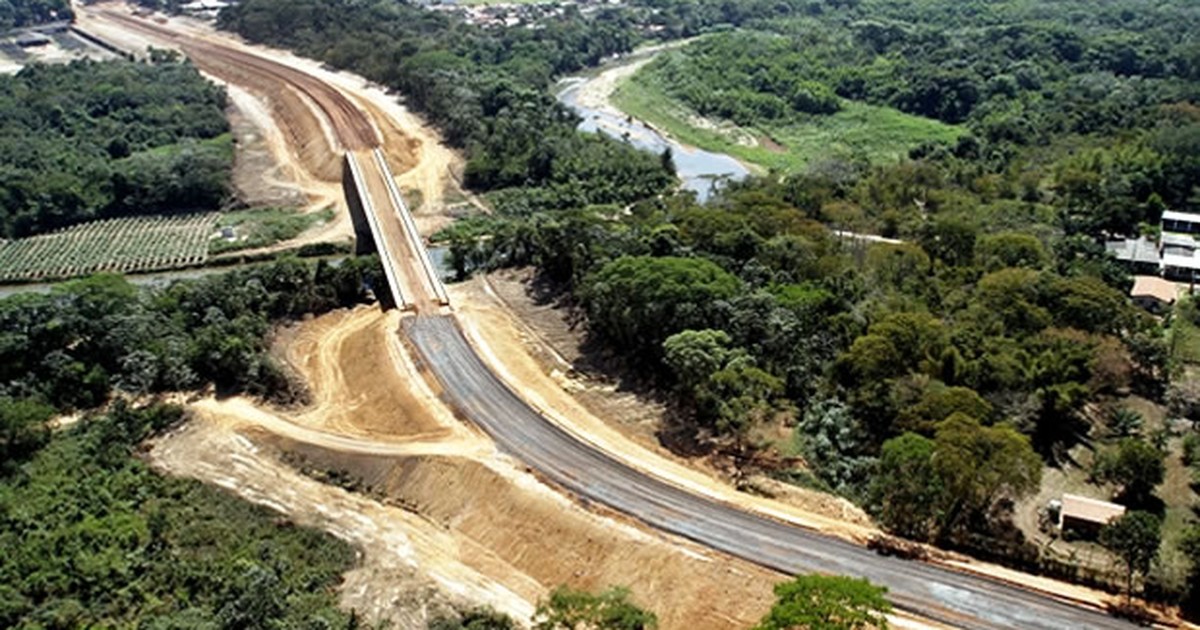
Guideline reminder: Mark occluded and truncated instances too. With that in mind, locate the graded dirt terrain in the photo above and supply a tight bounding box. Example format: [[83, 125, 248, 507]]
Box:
[[74, 5, 1133, 627], [74, 3, 467, 251], [155, 308, 796, 629]]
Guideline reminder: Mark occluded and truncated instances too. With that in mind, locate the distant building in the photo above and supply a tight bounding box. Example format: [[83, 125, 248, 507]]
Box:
[[1106, 236, 1160, 275], [1109, 210, 1200, 281], [1055, 494, 1125, 537], [1160, 210, 1200, 235], [15, 33, 52, 48], [1130, 275, 1182, 314]]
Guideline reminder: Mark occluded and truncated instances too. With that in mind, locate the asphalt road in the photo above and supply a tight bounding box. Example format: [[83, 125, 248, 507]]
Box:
[[92, 12, 1137, 625], [406, 315, 1137, 630]]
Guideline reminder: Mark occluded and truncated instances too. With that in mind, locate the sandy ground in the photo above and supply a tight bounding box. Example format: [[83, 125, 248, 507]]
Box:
[[73, 3, 473, 251], [151, 307, 797, 629], [148, 417, 534, 626]]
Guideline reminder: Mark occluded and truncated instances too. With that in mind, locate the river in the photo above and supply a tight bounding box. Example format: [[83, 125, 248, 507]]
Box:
[[555, 50, 750, 202]]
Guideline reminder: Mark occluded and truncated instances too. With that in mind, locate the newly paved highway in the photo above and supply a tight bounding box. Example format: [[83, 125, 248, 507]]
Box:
[[407, 315, 1136, 630], [98, 11, 1140, 624]]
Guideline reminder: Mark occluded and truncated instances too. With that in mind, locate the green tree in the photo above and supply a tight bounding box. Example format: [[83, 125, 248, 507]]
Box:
[[872, 415, 1041, 540], [1180, 525, 1200, 619], [755, 574, 891, 630], [931, 414, 1042, 536], [430, 608, 515, 630], [975, 232, 1049, 271], [1100, 511, 1162, 601], [1092, 438, 1165, 507], [0, 397, 53, 469], [871, 433, 945, 540], [533, 586, 656, 630], [895, 382, 992, 434], [582, 256, 741, 357], [663, 329, 736, 393]]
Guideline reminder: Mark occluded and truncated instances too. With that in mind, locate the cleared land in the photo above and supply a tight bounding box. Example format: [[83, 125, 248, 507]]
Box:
[[167, 306, 792, 630], [210, 206, 334, 255], [0, 212, 217, 282], [611, 64, 964, 172]]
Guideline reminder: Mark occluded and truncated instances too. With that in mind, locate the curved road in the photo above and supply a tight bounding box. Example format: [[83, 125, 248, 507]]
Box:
[[92, 12, 1140, 626], [407, 316, 1134, 630]]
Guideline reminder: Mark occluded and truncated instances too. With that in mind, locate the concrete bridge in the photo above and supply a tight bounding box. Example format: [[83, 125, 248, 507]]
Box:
[[343, 148, 449, 312]]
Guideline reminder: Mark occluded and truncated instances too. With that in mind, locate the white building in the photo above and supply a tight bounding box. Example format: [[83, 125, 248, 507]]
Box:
[[1109, 210, 1200, 281]]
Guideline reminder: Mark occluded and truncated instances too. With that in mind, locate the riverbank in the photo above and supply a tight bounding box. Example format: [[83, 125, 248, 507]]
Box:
[[556, 43, 751, 201], [571, 41, 964, 176]]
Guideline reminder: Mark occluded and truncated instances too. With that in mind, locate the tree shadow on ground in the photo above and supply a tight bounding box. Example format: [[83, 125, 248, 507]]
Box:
[[523, 272, 718, 460]]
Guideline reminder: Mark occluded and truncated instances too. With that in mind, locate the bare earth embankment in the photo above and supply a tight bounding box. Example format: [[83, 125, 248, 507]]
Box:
[[151, 307, 795, 629]]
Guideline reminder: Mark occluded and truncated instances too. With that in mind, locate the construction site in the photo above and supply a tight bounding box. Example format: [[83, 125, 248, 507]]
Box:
[[63, 4, 1160, 629]]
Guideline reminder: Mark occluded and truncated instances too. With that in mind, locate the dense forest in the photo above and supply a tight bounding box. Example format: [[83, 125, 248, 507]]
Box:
[[0, 56, 231, 238], [0, 402, 357, 628], [0, 257, 383, 414], [0, 256, 390, 628], [0, 0, 71, 29], [424, 0, 1200, 610]]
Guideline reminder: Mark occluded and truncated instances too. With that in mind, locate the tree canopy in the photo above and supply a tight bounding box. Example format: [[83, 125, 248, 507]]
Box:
[[0, 57, 231, 237], [755, 574, 891, 630]]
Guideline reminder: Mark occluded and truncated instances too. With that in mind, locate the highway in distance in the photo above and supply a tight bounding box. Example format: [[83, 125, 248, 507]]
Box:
[[407, 315, 1138, 630]]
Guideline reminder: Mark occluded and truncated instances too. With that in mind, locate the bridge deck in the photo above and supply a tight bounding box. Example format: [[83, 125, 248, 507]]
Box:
[[348, 150, 448, 312]]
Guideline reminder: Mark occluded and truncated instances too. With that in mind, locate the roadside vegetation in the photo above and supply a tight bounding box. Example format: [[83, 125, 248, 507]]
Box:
[[0, 0, 71, 29], [422, 0, 1200, 613]]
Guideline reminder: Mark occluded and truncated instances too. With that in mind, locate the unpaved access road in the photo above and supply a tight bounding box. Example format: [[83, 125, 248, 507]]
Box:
[[406, 315, 1137, 630]]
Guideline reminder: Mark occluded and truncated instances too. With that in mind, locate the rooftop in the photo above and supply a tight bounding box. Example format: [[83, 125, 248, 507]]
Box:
[[1106, 236, 1160, 265], [1060, 493, 1125, 526], [1130, 275, 1181, 303], [1162, 210, 1200, 224]]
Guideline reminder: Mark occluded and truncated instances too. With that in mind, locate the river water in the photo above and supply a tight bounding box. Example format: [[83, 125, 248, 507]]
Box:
[[556, 75, 749, 202]]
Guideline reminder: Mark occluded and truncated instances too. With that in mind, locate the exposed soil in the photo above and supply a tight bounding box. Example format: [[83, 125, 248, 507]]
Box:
[[447, 271, 878, 537], [227, 98, 309, 209], [264, 437, 788, 630], [155, 307, 801, 629], [271, 307, 463, 442], [147, 417, 533, 627]]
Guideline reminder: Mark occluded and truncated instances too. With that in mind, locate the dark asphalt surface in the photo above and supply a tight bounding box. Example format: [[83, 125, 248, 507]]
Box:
[[405, 315, 1137, 630]]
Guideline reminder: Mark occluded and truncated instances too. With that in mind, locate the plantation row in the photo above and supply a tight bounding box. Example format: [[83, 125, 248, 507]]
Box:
[[0, 213, 219, 282]]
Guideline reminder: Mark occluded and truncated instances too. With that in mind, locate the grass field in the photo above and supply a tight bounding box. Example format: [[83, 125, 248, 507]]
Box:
[[0, 213, 218, 283], [209, 206, 333, 255], [612, 70, 964, 173]]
